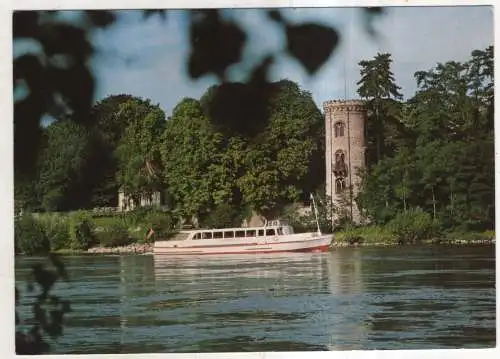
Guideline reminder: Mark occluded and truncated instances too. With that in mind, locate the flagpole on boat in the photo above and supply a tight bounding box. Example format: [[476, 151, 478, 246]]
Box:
[[310, 193, 321, 235]]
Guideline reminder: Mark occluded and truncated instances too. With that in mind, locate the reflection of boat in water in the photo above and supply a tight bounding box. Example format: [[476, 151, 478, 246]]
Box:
[[116, 249, 363, 298], [154, 220, 333, 256], [152, 252, 331, 294], [118, 251, 365, 349], [151, 249, 363, 296]]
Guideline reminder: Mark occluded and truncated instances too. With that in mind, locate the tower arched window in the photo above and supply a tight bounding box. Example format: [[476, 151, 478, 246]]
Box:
[[335, 178, 346, 194], [334, 122, 345, 137], [333, 150, 348, 177]]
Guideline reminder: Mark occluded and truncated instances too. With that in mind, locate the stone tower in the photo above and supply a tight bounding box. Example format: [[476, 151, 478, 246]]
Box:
[[323, 100, 367, 225]]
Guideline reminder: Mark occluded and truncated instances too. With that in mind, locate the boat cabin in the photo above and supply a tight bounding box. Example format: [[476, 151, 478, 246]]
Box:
[[182, 220, 295, 241]]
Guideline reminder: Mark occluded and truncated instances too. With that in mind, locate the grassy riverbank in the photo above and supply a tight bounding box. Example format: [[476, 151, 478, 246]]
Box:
[[333, 225, 495, 247], [14, 209, 175, 256], [15, 210, 495, 256]]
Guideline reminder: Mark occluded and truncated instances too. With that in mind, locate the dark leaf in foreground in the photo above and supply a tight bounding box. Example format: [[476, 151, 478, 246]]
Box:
[[286, 23, 339, 75], [143, 9, 168, 20], [365, 7, 385, 15], [36, 23, 92, 59], [248, 55, 274, 85], [203, 82, 272, 136], [267, 9, 284, 23], [13, 11, 40, 38], [188, 10, 246, 79], [49, 253, 69, 281], [49, 64, 95, 124], [362, 7, 386, 38], [84, 10, 117, 28]]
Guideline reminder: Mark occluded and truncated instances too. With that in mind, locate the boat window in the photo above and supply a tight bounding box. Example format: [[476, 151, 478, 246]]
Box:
[[235, 230, 245, 238], [277, 227, 283, 235], [202, 232, 212, 239], [282, 226, 292, 235], [224, 231, 234, 238], [258, 229, 264, 236], [246, 230, 256, 237], [266, 229, 275, 236], [213, 231, 223, 239], [193, 233, 201, 240]]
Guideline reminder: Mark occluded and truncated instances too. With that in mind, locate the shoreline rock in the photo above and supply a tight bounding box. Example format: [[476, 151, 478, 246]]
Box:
[[87, 242, 154, 255]]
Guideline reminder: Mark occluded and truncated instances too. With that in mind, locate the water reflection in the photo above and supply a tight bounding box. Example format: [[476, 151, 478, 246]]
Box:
[[326, 249, 364, 295], [14, 245, 496, 353], [152, 253, 331, 294], [149, 250, 366, 297]]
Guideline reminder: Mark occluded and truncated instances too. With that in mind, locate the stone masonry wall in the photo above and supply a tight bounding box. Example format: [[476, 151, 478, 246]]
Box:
[[323, 100, 367, 225]]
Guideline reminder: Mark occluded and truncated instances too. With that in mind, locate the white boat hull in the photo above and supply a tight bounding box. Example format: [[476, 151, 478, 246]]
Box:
[[154, 233, 332, 256]]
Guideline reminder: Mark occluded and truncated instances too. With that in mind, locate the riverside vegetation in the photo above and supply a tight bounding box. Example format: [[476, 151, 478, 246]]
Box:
[[14, 209, 178, 256], [14, 45, 495, 254], [13, 9, 494, 354]]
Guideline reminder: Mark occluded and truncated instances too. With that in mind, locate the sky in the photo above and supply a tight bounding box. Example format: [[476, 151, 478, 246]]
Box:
[[87, 6, 492, 115]]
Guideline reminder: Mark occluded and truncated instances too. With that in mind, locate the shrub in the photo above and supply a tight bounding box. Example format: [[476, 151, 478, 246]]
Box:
[[129, 228, 146, 243], [126, 208, 154, 228], [341, 223, 364, 244], [68, 211, 96, 250], [96, 223, 133, 248], [141, 210, 177, 241], [282, 200, 334, 234], [38, 214, 70, 251], [15, 215, 50, 255], [387, 209, 440, 244], [282, 204, 316, 233]]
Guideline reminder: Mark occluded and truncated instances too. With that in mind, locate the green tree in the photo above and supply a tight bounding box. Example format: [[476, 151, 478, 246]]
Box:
[[236, 80, 324, 216], [357, 52, 403, 163], [88, 94, 151, 207], [160, 98, 230, 221], [115, 99, 166, 207], [36, 119, 95, 211], [358, 46, 494, 229]]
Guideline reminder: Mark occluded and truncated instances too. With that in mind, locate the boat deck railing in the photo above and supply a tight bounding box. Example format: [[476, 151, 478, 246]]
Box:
[[266, 219, 289, 227]]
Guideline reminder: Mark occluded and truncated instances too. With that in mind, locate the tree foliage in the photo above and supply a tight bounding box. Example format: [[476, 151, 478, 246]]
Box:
[[358, 46, 494, 231], [13, 8, 385, 356], [161, 98, 229, 220], [16, 255, 71, 354], [160, 80, 324, 221], [115, 99, 166, 206], [357, 52, 403, 163], [14, 8, 383, 181], [89, 95, 154, 207], [36, 119, 95, 212], [236, 80, 324, 216]]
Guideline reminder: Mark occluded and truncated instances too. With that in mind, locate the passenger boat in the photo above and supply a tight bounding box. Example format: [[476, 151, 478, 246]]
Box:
[[154, 219, 332, 255], [153, 195, 333, 256]]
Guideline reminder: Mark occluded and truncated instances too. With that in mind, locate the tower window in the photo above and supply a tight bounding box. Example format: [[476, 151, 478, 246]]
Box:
[[333, 150, 348, 177], [335, 178, 346, 194], [334, 122, 345, 137]]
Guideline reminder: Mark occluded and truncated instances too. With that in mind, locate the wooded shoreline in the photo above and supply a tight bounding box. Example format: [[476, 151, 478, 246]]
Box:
[[41, 231, 494, 256]]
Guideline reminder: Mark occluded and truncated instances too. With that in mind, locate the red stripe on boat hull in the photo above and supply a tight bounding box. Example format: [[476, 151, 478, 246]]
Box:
[[154, 244, 330, 256], [157, 238, 321, 249]]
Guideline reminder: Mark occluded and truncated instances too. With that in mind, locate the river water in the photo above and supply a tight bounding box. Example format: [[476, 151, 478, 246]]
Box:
[[15, 245, 496, 353]]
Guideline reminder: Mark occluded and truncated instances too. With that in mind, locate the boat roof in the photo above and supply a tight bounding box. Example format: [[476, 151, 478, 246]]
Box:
[[179, 220, 290, 233]]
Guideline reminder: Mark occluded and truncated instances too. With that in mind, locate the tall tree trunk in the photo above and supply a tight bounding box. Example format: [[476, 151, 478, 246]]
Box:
[[432, 187, 436, 220], [375, 104, 382, 162], [450, 190, 454, 216]]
